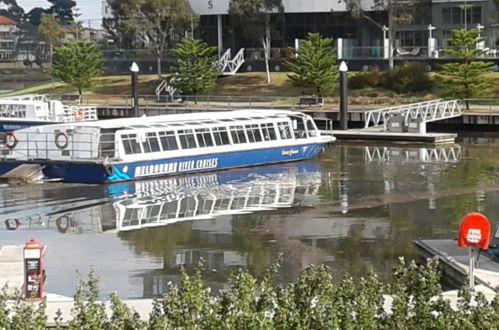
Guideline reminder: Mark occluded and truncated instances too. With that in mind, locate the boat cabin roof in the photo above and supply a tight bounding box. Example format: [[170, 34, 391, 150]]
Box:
[[37, 109, 309, 131]]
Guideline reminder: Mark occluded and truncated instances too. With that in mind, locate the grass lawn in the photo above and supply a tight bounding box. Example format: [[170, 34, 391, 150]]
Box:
[[3, 71, 499, 99]]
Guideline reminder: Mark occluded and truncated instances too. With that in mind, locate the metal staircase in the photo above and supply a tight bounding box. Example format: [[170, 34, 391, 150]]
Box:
[[217, 48, 245, 75], [363, 99, 462, 134], [155, 78, 181, 101]]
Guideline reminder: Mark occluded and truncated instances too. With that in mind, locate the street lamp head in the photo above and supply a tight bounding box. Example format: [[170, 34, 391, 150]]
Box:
[[130, 62, 140, 73], [339, 61, 348, 72]]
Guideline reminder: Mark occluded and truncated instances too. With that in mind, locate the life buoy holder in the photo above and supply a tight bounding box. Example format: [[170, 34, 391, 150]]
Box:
[[104, 165, 114, 177], [3, 131, 18, 149], [55, 132, 69, 149], [73, 109, 84, 121], [55, 215, 72, 233], [5, 218, 20, 230]]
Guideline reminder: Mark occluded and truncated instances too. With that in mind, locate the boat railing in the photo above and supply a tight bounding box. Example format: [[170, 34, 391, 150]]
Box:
[[1, 131, 103, 162], [60, 105, 98, 122]]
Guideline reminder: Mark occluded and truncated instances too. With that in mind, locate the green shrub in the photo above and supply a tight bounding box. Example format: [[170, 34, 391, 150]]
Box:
[[2, 258, 499, 328], [362, 67, 384, 87], [348, 74, 366, 89], [382, 62, 432, 93]]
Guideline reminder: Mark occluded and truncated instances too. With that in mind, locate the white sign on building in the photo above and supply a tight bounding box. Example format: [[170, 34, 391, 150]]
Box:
[[188, 0, 380, 16]]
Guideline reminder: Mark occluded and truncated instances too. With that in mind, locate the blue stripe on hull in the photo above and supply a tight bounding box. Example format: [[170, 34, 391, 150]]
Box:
[[0, 121, 55, 132], [42, 143, 327, 183]]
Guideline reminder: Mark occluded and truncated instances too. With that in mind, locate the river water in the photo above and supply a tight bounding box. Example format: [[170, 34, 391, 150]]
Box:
[[1, 134, 499, 299]]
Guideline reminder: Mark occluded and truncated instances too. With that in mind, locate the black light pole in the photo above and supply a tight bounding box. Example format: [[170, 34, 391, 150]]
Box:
[[339, 61, 349, 130], [130, 62, 139, 117]]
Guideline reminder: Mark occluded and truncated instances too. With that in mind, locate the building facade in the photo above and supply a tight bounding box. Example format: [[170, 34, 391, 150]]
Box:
[[0, 15, 17, 61]]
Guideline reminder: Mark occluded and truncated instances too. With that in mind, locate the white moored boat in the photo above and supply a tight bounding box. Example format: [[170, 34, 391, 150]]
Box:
[[0, 94, 97, 131], [0, 109, 335, 183]]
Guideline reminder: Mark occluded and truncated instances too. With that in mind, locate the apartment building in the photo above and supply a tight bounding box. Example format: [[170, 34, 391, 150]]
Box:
[[0, 15, 17, 61]]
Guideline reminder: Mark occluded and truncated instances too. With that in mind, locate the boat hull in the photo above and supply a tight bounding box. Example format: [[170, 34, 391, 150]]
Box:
[[18, 142, 329, 183]]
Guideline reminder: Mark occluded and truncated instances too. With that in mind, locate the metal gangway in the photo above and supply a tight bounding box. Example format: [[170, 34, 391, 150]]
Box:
[[363, 99, 462, 134], [217, 48, 245, 75]]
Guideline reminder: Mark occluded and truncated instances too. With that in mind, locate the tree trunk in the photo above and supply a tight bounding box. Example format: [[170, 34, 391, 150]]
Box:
[[262, 37, 271, 84], [78, 87, 82, 105], [388, 1, 394, 70], [157, 51, 162, 79], [49, 43, 53, 65]]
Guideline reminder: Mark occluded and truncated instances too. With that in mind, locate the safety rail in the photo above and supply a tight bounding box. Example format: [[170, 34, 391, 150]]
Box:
[[364, 99, 462, 131], [61, 105, 98, 122], [216, 48, 232, 72], [0, 131, 115, 162], [222, 48, 245, 75]]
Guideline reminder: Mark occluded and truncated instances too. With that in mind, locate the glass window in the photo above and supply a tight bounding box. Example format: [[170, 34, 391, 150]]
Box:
[[158, 131, 178, 151], [195, 128, 214, 148], [121, 133, 142, 155], [212, 127, 230, 146], [261, 123, 277, 141], [277, 122, 292, 139], [307, 120, 318, 137], [230, 125, 247, 144], [245, 124, 263, 143], [178, 129, 197, 149], [142, 132, 161, 153]]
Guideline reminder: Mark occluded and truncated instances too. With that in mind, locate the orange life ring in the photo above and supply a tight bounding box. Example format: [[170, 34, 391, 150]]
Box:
[[3, 131, 18, 149], [73, 109, 84, 121]]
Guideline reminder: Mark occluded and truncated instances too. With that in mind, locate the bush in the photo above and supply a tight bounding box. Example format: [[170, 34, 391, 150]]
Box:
[[382, 62, 432, 93], [2, 258, 499, 328], [348, 74, 366, 89], [348, 68, 384, 90]]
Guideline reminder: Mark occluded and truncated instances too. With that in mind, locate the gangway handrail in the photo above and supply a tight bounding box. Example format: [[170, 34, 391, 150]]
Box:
[[363, 99, 462, 131]]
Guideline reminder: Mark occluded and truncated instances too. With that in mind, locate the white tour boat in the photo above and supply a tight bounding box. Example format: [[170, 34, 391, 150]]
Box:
[[0, 109, 335, 183], [0, 94, 97, 131]]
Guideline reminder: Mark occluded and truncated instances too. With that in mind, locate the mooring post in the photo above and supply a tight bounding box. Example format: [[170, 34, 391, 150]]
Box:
[[339, 61, 348, 130], [130, 62, 140, 117]]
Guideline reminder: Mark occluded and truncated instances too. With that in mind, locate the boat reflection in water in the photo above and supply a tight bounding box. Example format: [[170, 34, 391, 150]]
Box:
[[104, 161, 323, 233]]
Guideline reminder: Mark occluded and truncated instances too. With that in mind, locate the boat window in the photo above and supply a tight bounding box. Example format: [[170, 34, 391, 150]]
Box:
[[142, 132, 161, 153], [121, 133, 142, 154], [195, 128, 214, 148], [212, 127, 230, 146], [158, 131, 179, 151], [260, 123, 277, 141], [293, 118, 307, 139], [277, 122, 292, 140], [307, 119, 318, 137], [245, 124, 263, 143], [229, 125, 248, 144], [220, 119, 234, 122], [178, 129, 198, 149]]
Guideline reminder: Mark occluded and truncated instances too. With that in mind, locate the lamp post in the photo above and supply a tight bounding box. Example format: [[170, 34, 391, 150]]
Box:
[[130, 62, 139, 117], [339, 61, 349, 130]]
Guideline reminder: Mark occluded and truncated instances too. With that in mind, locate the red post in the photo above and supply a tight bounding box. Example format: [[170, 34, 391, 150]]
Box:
[[23, 239, 45, 300]]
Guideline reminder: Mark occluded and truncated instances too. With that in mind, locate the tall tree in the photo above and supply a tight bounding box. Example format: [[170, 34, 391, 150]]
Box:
[[170, 38, 219, 95], [0, 0, 23, 22], [285, 33, 338, 96], [109, 0, 196, 78], [229, 0, 284, 84], [440, 29, 493, 105], [343, 0, 415, 69], [38, 13, 63, 63], [46, 0, 76, 24], [52, 40, 103, 100]]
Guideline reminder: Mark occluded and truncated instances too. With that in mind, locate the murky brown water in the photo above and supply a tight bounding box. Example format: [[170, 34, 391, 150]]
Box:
[[1, 134, 499, 298]]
